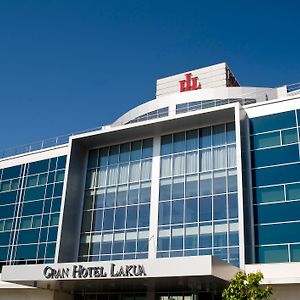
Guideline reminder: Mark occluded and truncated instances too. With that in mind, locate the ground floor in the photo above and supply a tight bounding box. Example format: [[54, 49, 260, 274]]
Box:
[[2, 259, 300, 300]]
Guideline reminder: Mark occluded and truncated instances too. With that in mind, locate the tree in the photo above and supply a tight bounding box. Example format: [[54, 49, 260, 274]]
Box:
[[222, 271, 272, 300]]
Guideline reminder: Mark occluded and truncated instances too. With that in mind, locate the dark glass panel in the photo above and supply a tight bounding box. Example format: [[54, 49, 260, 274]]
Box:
[[88, 150, 98, 168], [253, 163, 300, 187], [93, 210, 103, 231], [213, 195, 227, 220], [99, 148, 109, 166], [18, 229, 40, 244], [24, 186, 45, 201], [2, 165, 21, 180], [57, 156, 66, 169], [0, 191, 18, 205], [130, 141, 142, 161], [228, 193, 238, 218], [126, 206, 138, 228], [161, 135, 172, 155], [185, 198, 198, 223], [103, 209, 114, 230], [256, 201, 300, 224], [119, 143, 130, 163], [158, 201, 170, 225], [186, 130, 198, 151], [114, 207, 126, 230], [199, 197, 212, 221], [171, 200, 184, 224], [257, 245, 288, 263], [199, 127, 211, 148], [252, 144, 299, 168], [28, 160, 49, 175], [256, 222, 300, 245], [226, 122, 236, 144], [142, 138, 153, 158], [173, 132, 185, 153], [250, 111, 296, 134], [138, 205, 150, 227]]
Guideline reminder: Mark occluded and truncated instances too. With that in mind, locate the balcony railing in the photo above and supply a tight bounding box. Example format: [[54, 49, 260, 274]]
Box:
[[0, 126, 103, 160]]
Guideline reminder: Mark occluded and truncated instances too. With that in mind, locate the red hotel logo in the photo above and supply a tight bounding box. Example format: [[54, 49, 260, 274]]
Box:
[[179, 73, 201, 92]]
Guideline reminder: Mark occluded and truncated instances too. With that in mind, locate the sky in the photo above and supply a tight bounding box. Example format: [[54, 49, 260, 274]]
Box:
[[0, 0, 299, 150]]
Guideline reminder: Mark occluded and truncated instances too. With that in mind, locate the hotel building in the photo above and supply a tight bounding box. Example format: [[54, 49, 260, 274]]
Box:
[[0, 63, 300, 299]]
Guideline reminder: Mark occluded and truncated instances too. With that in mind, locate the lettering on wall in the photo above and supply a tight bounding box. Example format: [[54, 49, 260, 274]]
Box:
[[179, 73, 201, 92], [43, 264, 147, 280]]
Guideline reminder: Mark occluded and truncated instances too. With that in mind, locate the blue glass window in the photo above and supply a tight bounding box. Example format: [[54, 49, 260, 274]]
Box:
[[256, 222, 300, 244], [171, 200, 184, 224], [253, 163, 300, 187], [257, 245, 288, 263], [2, 166, 21, 180], [199, 197, 212, 221], [213, 195, 227, 220], [185, 198, 198, 223], [290, 244, 300, 262], [251, 111, 296, 134], [252, 132, 280, 149], [158, 202, 170, 225], [256, 201, 300, 224], [28, 160, 49, 175], [252, 144, 299, 168], [254, 185, 284, 204], [186, 130, 198, 151]]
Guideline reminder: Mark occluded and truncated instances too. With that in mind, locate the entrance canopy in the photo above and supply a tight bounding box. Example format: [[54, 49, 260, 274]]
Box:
[[1, 256, 239, 293]]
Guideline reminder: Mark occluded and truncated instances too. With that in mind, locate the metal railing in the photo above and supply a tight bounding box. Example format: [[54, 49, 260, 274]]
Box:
[[0, 126, 103, 160]]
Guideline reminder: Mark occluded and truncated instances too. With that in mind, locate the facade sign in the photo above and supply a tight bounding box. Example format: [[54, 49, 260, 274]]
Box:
[[179, 73, 201, 92], [43, 264, 147, 280]]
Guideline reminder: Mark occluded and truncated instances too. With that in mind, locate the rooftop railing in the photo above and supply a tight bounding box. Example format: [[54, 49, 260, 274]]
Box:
[[0, 126, 103, 160]]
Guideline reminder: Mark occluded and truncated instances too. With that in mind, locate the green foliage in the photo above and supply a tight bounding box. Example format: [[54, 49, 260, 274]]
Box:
[[222, 271, 273, 300]]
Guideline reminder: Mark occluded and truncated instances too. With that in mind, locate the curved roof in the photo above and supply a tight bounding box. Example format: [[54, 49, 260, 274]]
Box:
[[112, 86, 277, 127]]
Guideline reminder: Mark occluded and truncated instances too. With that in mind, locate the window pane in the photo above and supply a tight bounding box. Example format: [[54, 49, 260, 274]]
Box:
[[252, 132, 280, 149], [185, 175, 198, 198], [172, 177, 184, 199], [158, 201, 170, 225], [257, 245, 288, 263], [160, 179, 171, 201], [173, 154, 185, 175], [282, 128, 298, 145], [286, 183, 300, 201], [213, 147, 227, 169], [161, 135, 172, 155], [200, 149, 212, 171], [213, 125, 226, 146], [171, 200, 184, 224], [254, 185, 284, 203], [200, 127, 211, 148], [186, 130, 198, 151], [291, 244, 300, 262], [251, 111, 296, 134], [185, 198, 198, 223], [213, 195, 227, 220], [186, 151, 198, 173], [173, 132, 185, 153], [199, 197, 212, 221]]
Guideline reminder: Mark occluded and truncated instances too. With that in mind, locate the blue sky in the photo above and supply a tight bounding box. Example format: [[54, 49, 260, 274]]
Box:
[[0, 0, 299, 150]]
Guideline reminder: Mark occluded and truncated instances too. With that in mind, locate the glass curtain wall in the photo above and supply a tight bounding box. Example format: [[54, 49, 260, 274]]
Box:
[[0, 156, 66, 267], [79, 139, 153, 262], [157, 123, 239, 266], [251, 110, 300, 263]]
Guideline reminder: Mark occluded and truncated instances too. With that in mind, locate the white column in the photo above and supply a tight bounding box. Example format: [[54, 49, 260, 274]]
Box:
[[148, 136, 161, 259]]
